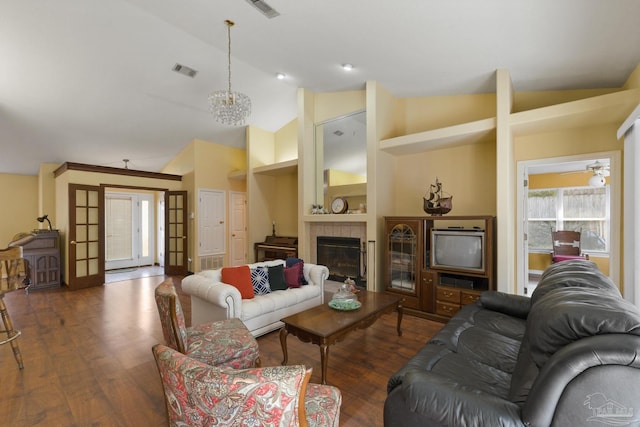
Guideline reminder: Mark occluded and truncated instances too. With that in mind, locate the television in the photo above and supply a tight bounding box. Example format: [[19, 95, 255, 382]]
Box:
[[430, 229, 485, 274]]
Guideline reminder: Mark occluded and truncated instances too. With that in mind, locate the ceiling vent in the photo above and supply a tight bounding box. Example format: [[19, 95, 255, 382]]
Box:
[[172, 63, 198, 78], [245, 0, 280, 19], [333, 130, 344, 136]]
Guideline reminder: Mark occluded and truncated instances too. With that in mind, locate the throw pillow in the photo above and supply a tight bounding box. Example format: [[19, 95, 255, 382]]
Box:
[[268, 264, 288, 291], [285, 257, 308, 285], [284, 262, 303, 288], [221, 265, 254, 299], [250, 267, 271, 295]]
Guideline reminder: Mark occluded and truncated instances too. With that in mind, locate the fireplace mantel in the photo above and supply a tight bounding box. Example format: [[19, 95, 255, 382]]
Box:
[[303, 214, 369, 223]]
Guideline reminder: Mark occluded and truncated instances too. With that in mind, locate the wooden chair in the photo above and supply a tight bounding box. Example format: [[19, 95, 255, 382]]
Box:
[[153, 344, 341, 427], [551, 230, 589, 263], [0, 246, 28, 369], [154, 279, 260, 369]]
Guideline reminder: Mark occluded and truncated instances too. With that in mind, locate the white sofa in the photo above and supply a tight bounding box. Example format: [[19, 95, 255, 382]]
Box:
[[182, 260, 329, 337]]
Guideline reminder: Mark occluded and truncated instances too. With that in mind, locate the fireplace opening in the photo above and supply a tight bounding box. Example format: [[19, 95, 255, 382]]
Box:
[[317, 236, 365, 287]]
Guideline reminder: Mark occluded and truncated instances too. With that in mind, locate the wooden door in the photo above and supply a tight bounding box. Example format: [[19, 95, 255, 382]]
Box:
[[164, 191, 188, 276], [68, 184, 105, 289], [229, 192, 247, 266]]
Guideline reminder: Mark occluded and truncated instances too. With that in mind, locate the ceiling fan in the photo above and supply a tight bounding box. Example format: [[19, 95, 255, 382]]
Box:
[[559, 160, 610, 187], [586, 160, 610, 187], [585, 160, 610, 177]]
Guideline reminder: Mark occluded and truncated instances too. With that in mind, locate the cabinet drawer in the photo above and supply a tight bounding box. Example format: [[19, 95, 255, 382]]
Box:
[[436, 301, 460, 318], [461, 291, 480, 306], [387, 291, 420, 310], [436, 286, 460, 303]]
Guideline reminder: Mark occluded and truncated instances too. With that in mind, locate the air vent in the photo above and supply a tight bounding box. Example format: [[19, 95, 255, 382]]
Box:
[[172, 63, 198, 78], [245, 0, 280, 18], [333, 130, 344, 136]]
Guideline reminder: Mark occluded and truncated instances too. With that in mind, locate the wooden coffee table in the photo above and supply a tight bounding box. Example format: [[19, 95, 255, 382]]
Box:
[[279, 291, 403, 384]]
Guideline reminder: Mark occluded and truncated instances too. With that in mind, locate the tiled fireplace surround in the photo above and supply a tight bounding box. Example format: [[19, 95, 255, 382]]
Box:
[[309, 222, 367, 282]]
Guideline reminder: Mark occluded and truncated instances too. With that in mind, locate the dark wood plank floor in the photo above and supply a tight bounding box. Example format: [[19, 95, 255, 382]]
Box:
[[0, 276, 442, 426]]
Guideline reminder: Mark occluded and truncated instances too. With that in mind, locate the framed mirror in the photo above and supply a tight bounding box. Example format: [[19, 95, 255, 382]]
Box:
[[314, 111, 367, 213]]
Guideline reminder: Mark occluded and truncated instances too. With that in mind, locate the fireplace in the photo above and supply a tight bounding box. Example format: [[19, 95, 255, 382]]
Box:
[[317, 236, 365, 287]]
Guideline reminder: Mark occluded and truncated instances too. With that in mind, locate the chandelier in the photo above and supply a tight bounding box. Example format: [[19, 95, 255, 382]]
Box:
[[209, 20, 251, 126]]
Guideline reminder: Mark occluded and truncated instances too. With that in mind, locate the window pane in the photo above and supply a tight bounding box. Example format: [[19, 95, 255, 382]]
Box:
[[528, 220, 556, 250], [565, 220, 607, 251], [528, 189, 557, 219], [563, 188, 606, 218]]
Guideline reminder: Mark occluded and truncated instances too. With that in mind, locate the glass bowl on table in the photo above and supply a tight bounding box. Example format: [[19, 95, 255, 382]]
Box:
[[329, 283, 361, 311]]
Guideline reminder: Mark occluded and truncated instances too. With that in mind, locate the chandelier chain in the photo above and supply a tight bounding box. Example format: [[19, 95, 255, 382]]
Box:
[[226, 20, 233, 96]]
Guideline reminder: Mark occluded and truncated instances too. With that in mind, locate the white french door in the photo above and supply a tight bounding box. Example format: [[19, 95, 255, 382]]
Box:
[[105, 192, 155, 270]]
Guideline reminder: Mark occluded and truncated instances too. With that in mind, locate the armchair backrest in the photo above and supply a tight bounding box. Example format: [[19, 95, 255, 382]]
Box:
[[152, 344, 311, 427], [551, 230, 582, 256], [154, 280, 188, 353]]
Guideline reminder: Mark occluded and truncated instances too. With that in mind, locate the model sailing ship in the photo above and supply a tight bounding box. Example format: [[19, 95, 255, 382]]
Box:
[[423, 178, 452, 215]]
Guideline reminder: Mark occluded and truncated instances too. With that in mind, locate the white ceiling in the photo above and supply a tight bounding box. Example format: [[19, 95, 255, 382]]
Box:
[[2, 0, 639, 175]]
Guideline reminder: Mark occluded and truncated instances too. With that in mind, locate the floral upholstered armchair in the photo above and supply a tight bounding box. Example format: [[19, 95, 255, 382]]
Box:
[[153, 344, 342, 427], [154, 279, 260, 369]]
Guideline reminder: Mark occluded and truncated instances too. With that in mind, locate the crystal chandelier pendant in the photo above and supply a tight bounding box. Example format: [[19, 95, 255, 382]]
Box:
[[209, 90, 251, 126], [209, 20, 251, 126]]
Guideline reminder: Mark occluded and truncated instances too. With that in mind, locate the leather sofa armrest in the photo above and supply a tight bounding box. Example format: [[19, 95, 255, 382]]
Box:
[[479, 291, 531, 319], [523, 334, 640, 427], [181, 274, 242, 318]]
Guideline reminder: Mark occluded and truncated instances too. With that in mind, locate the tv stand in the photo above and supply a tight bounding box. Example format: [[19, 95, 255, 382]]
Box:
[[384, 215, 495, 322]]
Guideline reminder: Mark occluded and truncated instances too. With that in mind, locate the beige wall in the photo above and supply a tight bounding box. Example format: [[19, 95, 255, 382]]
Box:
[[390, 92, 498, 217], [513, 88, 620, 112], [275, 119, 298, 162], [0, 173, 39, 245], [403, 93, 496, 133], [164, 139, 247, 270], [391, 139, 497, 217]]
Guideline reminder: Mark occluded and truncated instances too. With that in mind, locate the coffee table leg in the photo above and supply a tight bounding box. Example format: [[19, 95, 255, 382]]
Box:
[[396, 301, 403, 336], [320, 344, 329, 385], [279, 327, 289, 365]]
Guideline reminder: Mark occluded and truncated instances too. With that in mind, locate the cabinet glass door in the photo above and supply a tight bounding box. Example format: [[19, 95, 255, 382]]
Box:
[[388, 224, 416, 292]]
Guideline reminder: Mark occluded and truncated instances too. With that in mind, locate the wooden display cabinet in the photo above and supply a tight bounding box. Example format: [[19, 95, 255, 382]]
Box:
[[385, 215, 495, 321], [385, 218, 426, 311]]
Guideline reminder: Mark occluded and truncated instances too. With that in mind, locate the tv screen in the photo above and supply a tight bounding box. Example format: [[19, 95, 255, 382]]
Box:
[[431, 229, 484, 273]]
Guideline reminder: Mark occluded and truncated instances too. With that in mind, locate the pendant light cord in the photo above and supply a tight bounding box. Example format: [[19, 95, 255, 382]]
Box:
[[225, 20, 234, 95]]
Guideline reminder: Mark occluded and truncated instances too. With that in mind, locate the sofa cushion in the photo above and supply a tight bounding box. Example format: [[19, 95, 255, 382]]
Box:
[[268, 264, 288, 291], [527, 286, 640, 368], [222, 265, 254, 299], [285, 262, 303, 288], [286, 257, 308, 285], [240, 285, 322, 321], [250, 267, 270, 295]]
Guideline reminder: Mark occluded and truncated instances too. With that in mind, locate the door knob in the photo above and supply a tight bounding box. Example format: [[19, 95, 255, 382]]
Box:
[[70, 241, 76, 245]]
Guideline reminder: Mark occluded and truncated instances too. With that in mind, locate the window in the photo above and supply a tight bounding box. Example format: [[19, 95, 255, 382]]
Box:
[[528, 186, 609, 254]]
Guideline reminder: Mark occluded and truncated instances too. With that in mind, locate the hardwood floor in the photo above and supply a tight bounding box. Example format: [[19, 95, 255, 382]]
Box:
[[0, 276, 443, 426]]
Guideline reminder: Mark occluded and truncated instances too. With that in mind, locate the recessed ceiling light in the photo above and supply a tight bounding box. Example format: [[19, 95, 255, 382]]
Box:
[[276, 73, 286, 80], [342, 63, 354, 71]]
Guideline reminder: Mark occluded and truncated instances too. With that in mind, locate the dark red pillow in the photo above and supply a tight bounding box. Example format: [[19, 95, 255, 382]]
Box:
[[284, 262, 303, 288], [221, 265, 254, 299], [285, 257, 307, 286]]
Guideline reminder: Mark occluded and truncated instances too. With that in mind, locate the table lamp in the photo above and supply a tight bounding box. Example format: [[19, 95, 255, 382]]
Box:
[[37, 215, 52, 231]]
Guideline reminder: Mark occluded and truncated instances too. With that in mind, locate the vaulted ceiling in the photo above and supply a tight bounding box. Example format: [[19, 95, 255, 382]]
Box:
[[2, 0, 639, 175]]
